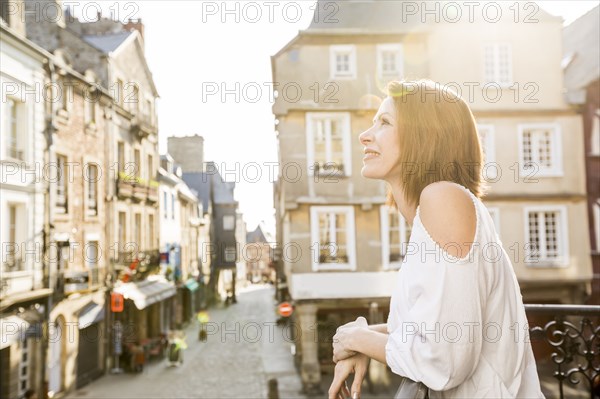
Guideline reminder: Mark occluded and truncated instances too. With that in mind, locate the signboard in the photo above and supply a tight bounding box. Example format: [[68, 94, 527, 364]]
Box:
[[278, 302, 293, 317], [111, 292, 124, 313]]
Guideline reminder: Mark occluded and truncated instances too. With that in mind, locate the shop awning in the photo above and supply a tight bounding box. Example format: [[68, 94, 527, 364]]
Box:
[[0, 315, 29, 350], [184, 279, 199, 292], [114, 278, 176, 310], [78, 302, 105, 329]]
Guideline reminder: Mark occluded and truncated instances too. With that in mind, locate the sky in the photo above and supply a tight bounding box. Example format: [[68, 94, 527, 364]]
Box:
[[71, 0, 599, 235]]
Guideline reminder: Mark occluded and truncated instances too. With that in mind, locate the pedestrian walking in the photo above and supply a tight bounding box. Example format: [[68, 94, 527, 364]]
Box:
[[328, 80, 544, 399]]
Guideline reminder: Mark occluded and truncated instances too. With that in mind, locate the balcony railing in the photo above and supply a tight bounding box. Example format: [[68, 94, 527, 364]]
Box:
[[116, 173, 159, 203], [525, 304, 600, 399], [55, 267, 106, 295]]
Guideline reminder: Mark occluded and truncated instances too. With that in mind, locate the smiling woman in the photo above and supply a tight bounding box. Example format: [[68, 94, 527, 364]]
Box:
[[328, 80, 544, 399]]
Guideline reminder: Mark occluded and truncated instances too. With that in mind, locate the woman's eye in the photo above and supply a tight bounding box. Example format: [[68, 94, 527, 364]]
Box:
[[381, 119, 390, 126]]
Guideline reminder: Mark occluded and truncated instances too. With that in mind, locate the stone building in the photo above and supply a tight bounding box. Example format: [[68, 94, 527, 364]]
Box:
[[272, 1, 593, 392]]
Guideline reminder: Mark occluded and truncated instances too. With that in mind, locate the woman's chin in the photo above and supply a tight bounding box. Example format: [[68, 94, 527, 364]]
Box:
[[361, 165, 383, 179]]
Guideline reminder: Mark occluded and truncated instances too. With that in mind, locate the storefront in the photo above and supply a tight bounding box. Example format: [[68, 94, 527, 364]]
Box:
[[112, 276, 176, 371], [76, 302, 105, 388]]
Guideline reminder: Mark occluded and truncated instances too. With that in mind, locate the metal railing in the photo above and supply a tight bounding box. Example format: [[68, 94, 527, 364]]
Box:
[[524, 304, 600, 399]]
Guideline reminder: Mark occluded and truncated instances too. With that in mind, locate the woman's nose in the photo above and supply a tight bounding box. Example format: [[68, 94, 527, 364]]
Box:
[[359, 127, 374, 145]]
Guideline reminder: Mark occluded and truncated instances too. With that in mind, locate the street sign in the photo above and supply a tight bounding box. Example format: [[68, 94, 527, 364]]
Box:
[[278, 302, 293, 317], [111, 292, 124, 313]]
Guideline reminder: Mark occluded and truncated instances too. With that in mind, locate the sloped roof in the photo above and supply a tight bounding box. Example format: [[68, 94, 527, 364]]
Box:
[[82, 31, 133, 53], [306, 0, 424, 34], [563, 5, 600, 94], [182, 172, 212, 214], [246, 226, 267, 243]]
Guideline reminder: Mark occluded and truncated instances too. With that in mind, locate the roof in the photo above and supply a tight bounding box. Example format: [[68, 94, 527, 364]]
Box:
[[182, 172, 212, 214], [82, 31, 134, 53], [563, 5, 600, 96], [212, 177, 236, 205], [246, 225, 267, 243], [306, 0, 427, 34]]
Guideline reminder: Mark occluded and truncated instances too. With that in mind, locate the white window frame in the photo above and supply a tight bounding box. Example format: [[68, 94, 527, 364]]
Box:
[[306, 112, 352, 177], [86, 163, 99, 217], [477, 124, 497, 180], [55, 154, 69, 214], [329, 45, 357, 80], [523, 205, 569, 267], [4, 97, 27, 161], [594, 201, 600, 253], [310, 206, 356, 271], [376, 44, 403, 79], [483, 43, 513, 87], [380, 205, 411, 270], [590, 109, 600, 156], [518, 123, 563, 177], [486, 206, 501, 238]]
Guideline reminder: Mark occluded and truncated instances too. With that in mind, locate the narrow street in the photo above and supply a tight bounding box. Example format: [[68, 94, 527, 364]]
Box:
[[68, 284, 306, 399]]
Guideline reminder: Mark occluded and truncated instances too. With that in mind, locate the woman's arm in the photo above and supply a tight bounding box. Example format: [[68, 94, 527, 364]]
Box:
[[333, 326, 388, 365], [368, 323, 388, 334]]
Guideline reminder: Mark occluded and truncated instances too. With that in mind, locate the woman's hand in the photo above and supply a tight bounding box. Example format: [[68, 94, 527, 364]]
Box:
[[328, 353, 370, 399], [333, 317, 368, 363]]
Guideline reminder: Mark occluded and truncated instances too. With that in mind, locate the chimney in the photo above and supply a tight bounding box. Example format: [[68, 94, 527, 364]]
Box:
[[124, 18, 144, 40]]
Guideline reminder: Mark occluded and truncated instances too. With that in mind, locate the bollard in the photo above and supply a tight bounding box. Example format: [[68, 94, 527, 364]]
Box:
[[268, 378, 279, 399]]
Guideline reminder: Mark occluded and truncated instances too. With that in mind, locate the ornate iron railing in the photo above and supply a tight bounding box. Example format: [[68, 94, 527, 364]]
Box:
[[525, 304, 600, 399]]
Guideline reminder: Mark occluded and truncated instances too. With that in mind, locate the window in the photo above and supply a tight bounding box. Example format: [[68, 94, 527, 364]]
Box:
[[1, 0, 10, 25], [330, 45, 356, 80], [483, 43, 512, 86], [86, 241, 99, 285], [131, 84, 139, 114], [380, 205, 412, 270], [148, 214, 155, 249], [5, 204, 24, 272], [163, 191, 168, 219], [56, 155, 68, 214], [487, 207, 501, 238], [118, 212, 127, 247], [377, 44, 403, 79], [171, 193, 175, 220], [306, 113, 351, 176], [223, 215, 235, 230], [310, 206, 356, 271], [224, 246, 237, 263], [524, 206, 569, 267], [5, 98, 24, 160], [134, 148, 141, 178], [147, 155, 154, 181], [117, 142, 125, 174], [116, 79, 124, 106], [477, 124, 496, 179], [87, 164, 98, 216], [18, 338, 30, 398], [134, 213, 142, 248], [594, 202, 600, 252], [85, 96, 96, 125], [591, 109, 600, 156], [60, 79, 72, 111], [518, 124, 563, 177]]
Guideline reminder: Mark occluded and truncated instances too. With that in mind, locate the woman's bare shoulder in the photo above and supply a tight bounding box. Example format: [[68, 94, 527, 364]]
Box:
[[418, 182, 476, 260]]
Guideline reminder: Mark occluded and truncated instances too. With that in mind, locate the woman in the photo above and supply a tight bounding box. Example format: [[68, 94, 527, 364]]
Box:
[[328, 80, 544, 399]]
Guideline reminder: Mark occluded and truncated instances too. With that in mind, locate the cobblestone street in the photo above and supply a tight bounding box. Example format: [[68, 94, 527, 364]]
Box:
[[68, 284, 306, 399]]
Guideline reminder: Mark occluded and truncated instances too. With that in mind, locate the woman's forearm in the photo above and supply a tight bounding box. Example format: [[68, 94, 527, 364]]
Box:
[[350, 328, 388, 365], [368, 323, 388, 334]]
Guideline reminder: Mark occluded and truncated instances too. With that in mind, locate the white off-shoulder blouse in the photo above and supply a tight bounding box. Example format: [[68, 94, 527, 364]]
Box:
[[386, 182, 545, 398]]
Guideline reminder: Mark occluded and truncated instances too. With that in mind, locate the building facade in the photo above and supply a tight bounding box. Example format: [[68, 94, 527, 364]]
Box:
[[272, 1, 593, 392], [0, 10, 51, 399]]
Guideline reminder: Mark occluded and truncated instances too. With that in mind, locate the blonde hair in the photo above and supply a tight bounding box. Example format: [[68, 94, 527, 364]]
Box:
[[385, 79, 487, 208]]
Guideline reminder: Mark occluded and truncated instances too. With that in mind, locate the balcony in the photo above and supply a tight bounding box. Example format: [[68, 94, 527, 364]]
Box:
[[112, 249, 161, 282], [117, 172, 159, 203], [524, 304, 600, 399], [130, 115, 158, 139], [55, 267, 105, 296]]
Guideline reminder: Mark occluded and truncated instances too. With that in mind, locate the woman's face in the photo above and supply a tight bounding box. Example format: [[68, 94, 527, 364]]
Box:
[[359, 97, 401, 181]]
